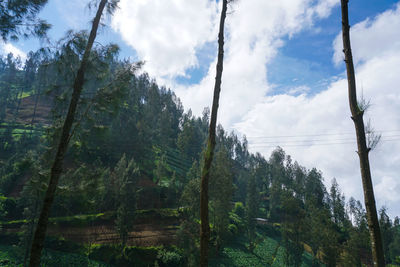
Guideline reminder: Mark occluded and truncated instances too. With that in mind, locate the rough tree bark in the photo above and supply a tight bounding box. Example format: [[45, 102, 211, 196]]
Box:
[[200, 1, 228, 266], [340, 1, 385, 266], [28, 0, 108, 266]]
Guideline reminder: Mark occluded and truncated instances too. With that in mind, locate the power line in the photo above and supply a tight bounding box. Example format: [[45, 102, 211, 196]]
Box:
[[248, 138, 400, 148], [246, 130, 400, 139], [248, 134, 400, 145]]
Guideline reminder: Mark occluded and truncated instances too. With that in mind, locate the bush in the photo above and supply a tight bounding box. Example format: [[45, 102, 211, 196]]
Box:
[[156, 247, 183, 267]]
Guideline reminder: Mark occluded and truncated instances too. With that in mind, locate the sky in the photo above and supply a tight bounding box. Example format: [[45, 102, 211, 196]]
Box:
[[1, 0, 400, 218]]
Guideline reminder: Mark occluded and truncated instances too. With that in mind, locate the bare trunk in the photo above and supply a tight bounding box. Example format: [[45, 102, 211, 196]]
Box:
[[200, 1, 228, 266], [28, 1, 108, 266], [340, 1, 385, 266]]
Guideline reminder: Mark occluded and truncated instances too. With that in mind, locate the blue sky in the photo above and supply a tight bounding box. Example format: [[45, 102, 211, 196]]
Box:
[[4, 0, 398, 97], [2, 0, 400, 217]]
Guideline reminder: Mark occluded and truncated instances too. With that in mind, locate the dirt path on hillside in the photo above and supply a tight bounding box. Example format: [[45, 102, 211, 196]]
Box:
[[47, 222, 179, 247]]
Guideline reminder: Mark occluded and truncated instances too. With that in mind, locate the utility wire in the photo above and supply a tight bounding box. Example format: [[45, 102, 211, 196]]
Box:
[[247, 129, 400, 139], [248, 138, 400, 148], [248, 134, 400, 144]]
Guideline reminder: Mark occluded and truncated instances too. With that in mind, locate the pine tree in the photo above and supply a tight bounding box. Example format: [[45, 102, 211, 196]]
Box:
[[114, 155, 139, 250], [200, 1, 230, 265], [246, 173, 257, 251], [209, 148, 233, 254], [28, 1, 111, 265]]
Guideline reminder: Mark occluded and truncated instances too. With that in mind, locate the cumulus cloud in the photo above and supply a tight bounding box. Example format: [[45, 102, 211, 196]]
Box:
[[112, 0, 219, 79], [177, 0, 340, 127], [235, 4, 400, 217], [333, 2, 400, 66], [0, 42, 27, 62]]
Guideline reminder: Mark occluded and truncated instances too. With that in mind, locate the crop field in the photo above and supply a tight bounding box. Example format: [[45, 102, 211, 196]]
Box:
[[210, 233, 316, 267]]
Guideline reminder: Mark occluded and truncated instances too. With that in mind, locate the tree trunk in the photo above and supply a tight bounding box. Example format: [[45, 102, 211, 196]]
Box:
[[28, 1, 108, 266], [200, 1, 228, 266], [340, 1, 385, 266]]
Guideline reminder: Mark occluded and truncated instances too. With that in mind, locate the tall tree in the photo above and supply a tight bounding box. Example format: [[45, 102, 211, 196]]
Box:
[[114, 155, 139, 250], [246, 172, 258, 251], [379, 207, 393, 264], [209, 148, 233, 254], [199, 0, 229, 266], [340, 1, 385, 265], [28, 1, 111, 265], [281, 191, 304, 267]]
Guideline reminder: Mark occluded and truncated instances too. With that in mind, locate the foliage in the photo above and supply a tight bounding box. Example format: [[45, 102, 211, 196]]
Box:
[[114, 154, 139, 248], [0, 244, 108, 266], [0, 0, 50, 41]]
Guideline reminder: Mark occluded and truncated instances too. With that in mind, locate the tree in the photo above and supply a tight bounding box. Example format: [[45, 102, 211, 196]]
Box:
[[340, 1, 385, 265], [209, 148, 233, 254], [281, 191, 304, 267], [246, 173, 258, 251], [179, 161, 202, 266], [18, 152, 47, 267], [114, 155, 139, 250], [343, 198, 372, 266], [0, 0, 50, 41], [389, 217, 400, 264], [199, 0, 229, 265], [29, 1, 111, 265], [330, 179, 347, 227], [0, 53, 20, 124], [379, 207, 393, 263]]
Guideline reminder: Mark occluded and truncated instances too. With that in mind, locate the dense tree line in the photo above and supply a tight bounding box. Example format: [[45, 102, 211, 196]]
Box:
[[0, 49, 399, 265]]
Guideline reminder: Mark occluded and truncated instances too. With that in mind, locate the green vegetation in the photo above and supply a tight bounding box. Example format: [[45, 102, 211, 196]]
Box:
[[0, 244, 108, 266], [209, 231, 318, 267], [0, 1, 399, 266]]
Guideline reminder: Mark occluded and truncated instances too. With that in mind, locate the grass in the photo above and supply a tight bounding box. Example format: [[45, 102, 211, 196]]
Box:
[[0, 245, 109, 267], [20, 91, 33, 99]]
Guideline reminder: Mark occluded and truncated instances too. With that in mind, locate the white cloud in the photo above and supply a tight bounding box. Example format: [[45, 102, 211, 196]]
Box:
[[0, 42, 27, 62], [288, 85, 311, 95], [375, 176, 400, 203], [112, 0, 219, 79], [312, 0, 339, 19], [176, 0, 340, 127], [235, 4, 400, 217], [333, 2, 400, 66]]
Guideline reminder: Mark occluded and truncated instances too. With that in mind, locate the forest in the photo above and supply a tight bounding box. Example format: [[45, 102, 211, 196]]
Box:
[[0, 0, 400, 266]]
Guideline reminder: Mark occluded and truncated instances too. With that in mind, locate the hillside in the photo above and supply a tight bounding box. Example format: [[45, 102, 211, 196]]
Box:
[[0, 40, 399, 266]]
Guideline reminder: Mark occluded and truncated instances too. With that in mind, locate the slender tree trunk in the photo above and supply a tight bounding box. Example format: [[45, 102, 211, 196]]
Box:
[[200, 1, 228, 266], [28, 1, 108, 266], [340, 1, 385, 266]]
